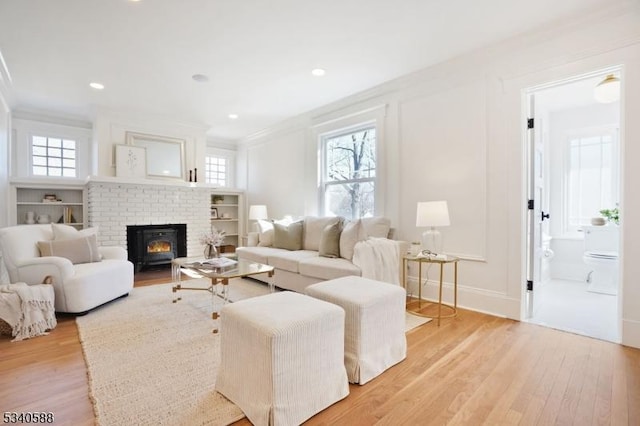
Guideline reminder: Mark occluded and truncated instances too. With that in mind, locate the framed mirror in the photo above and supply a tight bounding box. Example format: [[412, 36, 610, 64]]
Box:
[[125, 132, 185, 180]]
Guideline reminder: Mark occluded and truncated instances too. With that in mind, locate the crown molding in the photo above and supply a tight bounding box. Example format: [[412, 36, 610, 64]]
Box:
[[12, 108, 93, 129]]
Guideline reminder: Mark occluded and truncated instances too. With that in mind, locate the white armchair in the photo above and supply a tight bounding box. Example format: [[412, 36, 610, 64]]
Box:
[[0, 224, 134, 314]]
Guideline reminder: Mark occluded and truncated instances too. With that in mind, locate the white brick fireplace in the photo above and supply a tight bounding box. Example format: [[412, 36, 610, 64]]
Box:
[[87, 178, 213, 257]]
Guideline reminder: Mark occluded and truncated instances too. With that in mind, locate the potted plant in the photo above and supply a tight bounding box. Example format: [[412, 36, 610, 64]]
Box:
[[599, 205, 619, 225], [200, 227, 226, 258]]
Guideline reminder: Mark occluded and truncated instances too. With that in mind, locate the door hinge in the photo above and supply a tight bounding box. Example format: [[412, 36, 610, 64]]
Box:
[[527, 118, 534, 129], [527, 280, 533, 291], [528, 199, 534, 210]]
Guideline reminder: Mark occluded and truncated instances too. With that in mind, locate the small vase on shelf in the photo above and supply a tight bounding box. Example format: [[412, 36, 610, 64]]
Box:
[[204, 244, 219, 259]]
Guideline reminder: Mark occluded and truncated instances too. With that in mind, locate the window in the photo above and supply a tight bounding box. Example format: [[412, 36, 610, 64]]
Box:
[[320, 125, 376, 220], [205, 156, 227, 186], [565, 127, 619, 232], [32, 135, 77, 177]]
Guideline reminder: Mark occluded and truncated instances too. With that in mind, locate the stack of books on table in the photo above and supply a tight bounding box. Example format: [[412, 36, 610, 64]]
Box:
[[187, 257, 238, 272]]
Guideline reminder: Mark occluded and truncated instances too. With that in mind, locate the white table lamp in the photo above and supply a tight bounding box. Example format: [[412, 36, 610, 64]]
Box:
[[416, 201, 450, 254], [248, 205, 268, 232]]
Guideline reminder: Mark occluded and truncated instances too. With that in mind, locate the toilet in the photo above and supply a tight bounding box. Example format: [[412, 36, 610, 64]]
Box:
[[583, 225, 619, 295]]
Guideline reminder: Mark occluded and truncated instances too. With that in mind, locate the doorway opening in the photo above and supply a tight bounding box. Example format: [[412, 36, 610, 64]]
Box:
[[523, 68, 622, 343]]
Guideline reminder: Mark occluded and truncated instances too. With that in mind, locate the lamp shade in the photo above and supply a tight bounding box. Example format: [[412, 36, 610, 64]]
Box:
[[416, 201, 450, 227], [594, 74, 620, 103], [248, 205, 268, 220]]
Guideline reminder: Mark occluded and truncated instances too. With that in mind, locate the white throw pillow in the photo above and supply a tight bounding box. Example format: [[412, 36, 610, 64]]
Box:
[[339, 219, 367, 261], [256, 220, 274, 247], [360, 217, 391, 238], [51, 223, 99, 240]]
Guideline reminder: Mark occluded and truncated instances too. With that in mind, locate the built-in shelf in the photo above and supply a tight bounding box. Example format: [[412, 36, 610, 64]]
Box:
[[210, 192, 244, 250], [10, 181, 86, 227], [17, 202, 84, 206]]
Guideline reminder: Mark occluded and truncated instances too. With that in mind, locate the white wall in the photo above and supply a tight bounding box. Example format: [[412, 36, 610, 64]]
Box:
[[237, 4, 640, 346], [244, 128, 309, 219], [92, 109, 208, 180], [0, 93, 9, 228]]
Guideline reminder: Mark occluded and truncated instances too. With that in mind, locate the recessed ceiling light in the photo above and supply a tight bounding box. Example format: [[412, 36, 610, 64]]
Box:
[[311, 68, 326, 77], [228, 114, 239, 119], [89, 82, 104, 90], [192, 74, 209, 83]]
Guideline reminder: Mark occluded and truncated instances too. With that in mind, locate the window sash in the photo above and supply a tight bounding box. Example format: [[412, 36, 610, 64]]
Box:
[[205, 156, 227, 186], [563, 128, 618, 234], [319, 124, 377, 219], [31, 135, 77, 178]]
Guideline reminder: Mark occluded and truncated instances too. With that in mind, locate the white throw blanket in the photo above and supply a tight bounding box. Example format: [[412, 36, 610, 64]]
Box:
[[352, 238, 401, 285], [0, 282, 57, 342]]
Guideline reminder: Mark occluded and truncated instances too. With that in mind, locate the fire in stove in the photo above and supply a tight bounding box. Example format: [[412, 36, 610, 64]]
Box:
[[147, 241, 172, 254]]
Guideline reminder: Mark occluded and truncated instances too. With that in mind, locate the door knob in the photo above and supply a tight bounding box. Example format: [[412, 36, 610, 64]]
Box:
[[541, 211, 550, 221]]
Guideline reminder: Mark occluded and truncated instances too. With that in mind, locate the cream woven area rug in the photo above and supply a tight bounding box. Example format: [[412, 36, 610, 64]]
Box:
[[77, 278, 429, 426]]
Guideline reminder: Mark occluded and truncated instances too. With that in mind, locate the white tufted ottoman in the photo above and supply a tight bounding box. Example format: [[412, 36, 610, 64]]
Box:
[[215, 291, 349, 426], [306, 276, 407, 385]]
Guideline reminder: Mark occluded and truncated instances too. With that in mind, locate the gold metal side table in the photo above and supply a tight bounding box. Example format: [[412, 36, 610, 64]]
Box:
[[402, 254, 460, 326]]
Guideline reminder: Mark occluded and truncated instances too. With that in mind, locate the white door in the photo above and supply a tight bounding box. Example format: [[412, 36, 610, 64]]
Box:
[[525, 93, 547, 319]]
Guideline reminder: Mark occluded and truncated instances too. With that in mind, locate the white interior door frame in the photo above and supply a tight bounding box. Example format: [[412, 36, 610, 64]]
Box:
[[525, 93, 537, 319]]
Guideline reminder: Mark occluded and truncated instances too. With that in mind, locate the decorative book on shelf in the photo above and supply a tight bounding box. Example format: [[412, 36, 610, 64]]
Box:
[[57, 206, 76, 224]]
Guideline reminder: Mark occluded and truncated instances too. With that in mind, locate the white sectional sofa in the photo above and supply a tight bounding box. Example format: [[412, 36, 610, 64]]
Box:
[[236, 216, 407, 293]]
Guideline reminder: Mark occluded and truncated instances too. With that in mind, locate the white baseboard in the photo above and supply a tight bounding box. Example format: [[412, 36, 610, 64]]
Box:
[[404, 276, 521, 320], [622, 318, 640, 349]]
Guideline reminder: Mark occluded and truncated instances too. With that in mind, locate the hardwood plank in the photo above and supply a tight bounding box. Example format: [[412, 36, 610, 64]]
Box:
[[623, 345, 640, 424], [572, 338, 602, 425], [555, 334, 591, 424], [480, 324, 549, 424], [2, 287, 640, 426]]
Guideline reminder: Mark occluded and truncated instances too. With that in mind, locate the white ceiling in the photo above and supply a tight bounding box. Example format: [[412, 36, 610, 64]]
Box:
[[0, 0, 626, 141]]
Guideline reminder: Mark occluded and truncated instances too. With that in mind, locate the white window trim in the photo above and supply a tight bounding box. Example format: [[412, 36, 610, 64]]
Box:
[[11, 118, 90, 180], [561, 124, 619, 236], [314, 104, 386, 218], [205, 146, 236, 188]]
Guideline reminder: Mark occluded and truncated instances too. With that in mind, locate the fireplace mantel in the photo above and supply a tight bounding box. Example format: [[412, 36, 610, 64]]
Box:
[[85, 175, 241, 192]]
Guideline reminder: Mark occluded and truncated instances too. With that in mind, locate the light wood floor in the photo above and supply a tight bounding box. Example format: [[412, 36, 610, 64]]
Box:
[[2, 272, 639, 425]]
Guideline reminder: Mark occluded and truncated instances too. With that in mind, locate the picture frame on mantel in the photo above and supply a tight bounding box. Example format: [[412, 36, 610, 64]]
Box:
[[115, 144, 146, 178], [125, 131, 186, 180]]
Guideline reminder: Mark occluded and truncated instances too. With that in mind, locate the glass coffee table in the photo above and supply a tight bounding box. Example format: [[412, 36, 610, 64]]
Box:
[[171, 256, 275, 333]]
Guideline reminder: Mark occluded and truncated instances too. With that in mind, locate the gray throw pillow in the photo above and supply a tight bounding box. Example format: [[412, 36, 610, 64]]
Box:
[[273, 220, 303, 251], [319, 220, 342, 258]]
